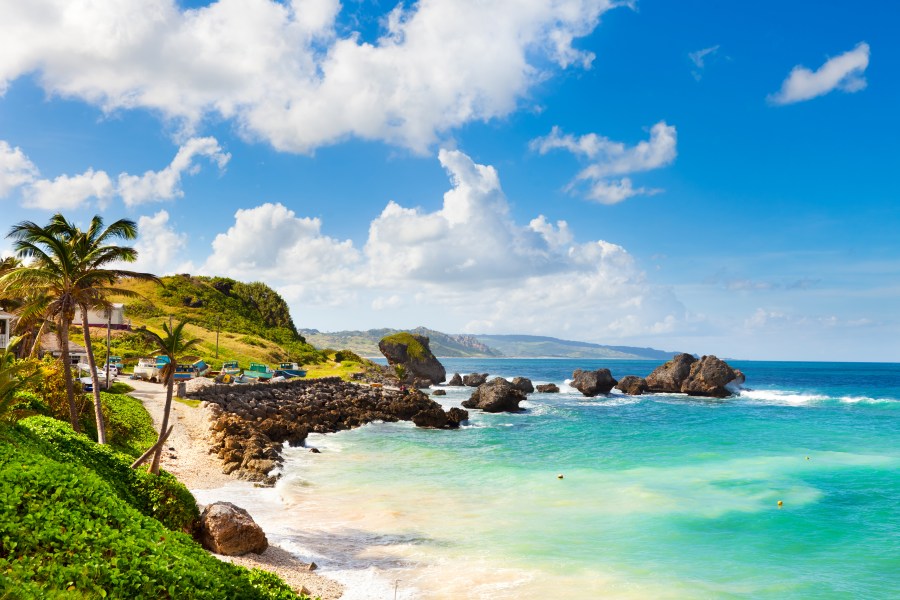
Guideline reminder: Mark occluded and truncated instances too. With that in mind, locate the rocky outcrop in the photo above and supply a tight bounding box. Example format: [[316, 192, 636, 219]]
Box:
[[680, 355, 740, 398], [615, 375, 649, 396], [463, 373, 489, 387], [432, 389, 447, 396], [448, 373, 464, 386], [378, 333, 446, 385], [536, 383, 560, 393], [571, 369, 617, 397], [198, 502, 268, 556], [511, 377, 534, 394], [462, 378, 526, 413], [644, 353, 742, 398], [192, 378, 463, 482], [413, 405, 470, 428], [645, 353, 696, 393]]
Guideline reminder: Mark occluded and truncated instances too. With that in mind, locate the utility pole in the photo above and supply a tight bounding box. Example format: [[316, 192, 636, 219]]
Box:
[[215, 316, 220, 359], [105, 307, 111, 386]]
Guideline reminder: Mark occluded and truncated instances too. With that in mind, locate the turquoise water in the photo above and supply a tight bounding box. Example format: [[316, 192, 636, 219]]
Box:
[[199, 360, 900, 598]]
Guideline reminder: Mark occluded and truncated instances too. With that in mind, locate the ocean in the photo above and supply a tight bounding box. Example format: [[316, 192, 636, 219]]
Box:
[[195, 359, 900, 599]]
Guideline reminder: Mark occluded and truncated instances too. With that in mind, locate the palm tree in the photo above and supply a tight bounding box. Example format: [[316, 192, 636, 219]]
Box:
[[136, 320, 200, 475], [2, 214, 159, 440]]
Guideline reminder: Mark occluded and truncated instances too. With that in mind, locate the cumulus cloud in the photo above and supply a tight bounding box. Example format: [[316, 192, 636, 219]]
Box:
[[202, 149, 684, 339], [22, 169, 114, 210], [0, 0, 624, 153], [0, 141, 38, 197], [0, 137, 228, 210], [117, 137, 230, 206], [129, 210, 194, 275], [768, 42, 870, 105], [531, 121, 677, 204]]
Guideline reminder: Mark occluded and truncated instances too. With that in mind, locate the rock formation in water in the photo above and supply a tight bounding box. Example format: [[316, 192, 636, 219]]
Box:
[[462, 377, 526, 412], [378, 333, 446, 385], [571, 368, 618, 397]]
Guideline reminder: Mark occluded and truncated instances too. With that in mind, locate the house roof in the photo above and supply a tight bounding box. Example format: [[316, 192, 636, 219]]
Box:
[[0, 311, 14, 319], [40, 337, 88, 354]]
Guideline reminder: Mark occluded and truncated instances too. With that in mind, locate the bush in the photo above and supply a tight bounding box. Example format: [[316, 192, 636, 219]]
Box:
[[18, 417, 198, 533], [0, 428, 306, 599], [334, 350, 363, 364], [100, 392, 157, 457]]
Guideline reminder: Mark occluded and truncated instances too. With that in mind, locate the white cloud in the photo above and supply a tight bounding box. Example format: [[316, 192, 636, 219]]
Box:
[[129, 210, 194, 275], [689, 44, 719, 81], [0, 0, 624, 154], [202, 149, 685, 340], [768, 42, 870, 105], [531, 121, 677, 204], [0, 141, 38, 197], [117, 137, 230, 206], [22, 169, 114, 210]]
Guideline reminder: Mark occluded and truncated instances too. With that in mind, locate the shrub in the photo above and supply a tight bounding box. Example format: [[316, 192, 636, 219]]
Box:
[[334, 350, 363, 364], [0, 430, 305, 599], [100, 392, 157, 457]]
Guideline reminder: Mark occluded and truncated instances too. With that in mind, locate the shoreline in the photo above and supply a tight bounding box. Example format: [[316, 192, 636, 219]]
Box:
[[127, 378, 345, 600]]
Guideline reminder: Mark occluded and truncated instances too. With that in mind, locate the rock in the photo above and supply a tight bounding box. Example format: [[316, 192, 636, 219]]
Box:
[[446, 407, 469, 427], [378, 333, 447, 385], [411, 406, 449, 428], [463, 373, 489, 387], [536, 383, 560, 393], [645, 353, 696, 393], [511, 377, 534, 394], [461, 378, 526, 413], [198, 502, 268, 556], [570, 369, 617, 397], [680, 355, 740, 398], [307, 562, 318, 572], [432, 389, 447, 396], [615, 375, 649, 396], [447, 373, 464, 386]]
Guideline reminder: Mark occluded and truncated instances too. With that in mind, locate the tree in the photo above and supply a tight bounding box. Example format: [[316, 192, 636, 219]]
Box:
[[2, 214, 159, 440], [0, 337, 41, 425], [135, 320, 200, 475]]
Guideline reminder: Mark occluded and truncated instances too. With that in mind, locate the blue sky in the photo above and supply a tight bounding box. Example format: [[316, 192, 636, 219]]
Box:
[[1, 0, 897, 361]]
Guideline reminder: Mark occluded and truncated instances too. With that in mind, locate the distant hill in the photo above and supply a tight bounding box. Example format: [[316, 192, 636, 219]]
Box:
[[302, 327, 680, 360]]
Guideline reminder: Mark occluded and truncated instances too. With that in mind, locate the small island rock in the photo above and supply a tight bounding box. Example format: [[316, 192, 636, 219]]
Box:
[[198, 502, 268, 556], [511, 377, 534, 394], [432, 389, 447, 396], [379, 333, 446, 385], [615, 375, 649, 396], [462, 378, 526, 413], [571, 369, 618, 397], [645, 353, 696, 393], [680, 355, 740, 398], [448, 373, 464, 386], [463, 373, 489, 387], [536, 383, 560, 393]]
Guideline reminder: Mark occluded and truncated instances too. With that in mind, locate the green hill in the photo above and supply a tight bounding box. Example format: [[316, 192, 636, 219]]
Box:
[[472, 334, 682, 360], [302, 326, 501, 358]]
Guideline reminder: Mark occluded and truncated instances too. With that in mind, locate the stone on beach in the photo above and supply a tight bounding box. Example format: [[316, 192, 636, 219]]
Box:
[[198, 502, 268, 556], [571, 368, 617, 397]]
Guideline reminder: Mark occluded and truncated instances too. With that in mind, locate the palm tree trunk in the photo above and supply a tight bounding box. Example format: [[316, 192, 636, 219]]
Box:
[[58, 318, 80, 432], [150, 375, 174, 475], [80, 305, 107, 444]]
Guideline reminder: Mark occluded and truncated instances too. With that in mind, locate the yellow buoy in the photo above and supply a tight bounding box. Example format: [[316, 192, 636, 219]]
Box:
[[557, 474, 564, 479], [806, 456, 810, 460], [777, 500, 783, 507]]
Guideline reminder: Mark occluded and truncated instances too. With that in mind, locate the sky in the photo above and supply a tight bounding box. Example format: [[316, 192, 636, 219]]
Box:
[[1, 0, 898, 362]]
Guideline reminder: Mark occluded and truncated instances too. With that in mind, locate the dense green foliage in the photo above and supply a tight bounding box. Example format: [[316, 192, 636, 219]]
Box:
[[380, 332, 427, 359], [0, 419, 305, 599], [100, 391, 157, 457], [17, 417, 198, 532]]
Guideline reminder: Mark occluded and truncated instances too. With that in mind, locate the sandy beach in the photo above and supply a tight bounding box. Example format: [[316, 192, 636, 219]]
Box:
[[126, 378, 345, 600]]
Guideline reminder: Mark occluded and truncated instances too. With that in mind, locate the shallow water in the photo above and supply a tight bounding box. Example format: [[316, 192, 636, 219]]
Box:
[[197, 359, 900, 599]]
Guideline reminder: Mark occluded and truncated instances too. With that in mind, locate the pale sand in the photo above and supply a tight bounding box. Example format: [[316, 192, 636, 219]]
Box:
[[126, 377, 344, 600]]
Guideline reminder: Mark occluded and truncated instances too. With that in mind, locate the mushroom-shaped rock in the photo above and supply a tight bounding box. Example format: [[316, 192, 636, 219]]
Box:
[[378, 333, 446, 385], [645, 353, 696, 393], [463, 373, 489, 387], [448, 373, 464, 386], [615, 375, 649, 396], [511, 377, 534, 394], [680, 355, 741, 398], [198, 502, 268, 556], [536, 383, 560, 393], [462, 377, 526, 413], [570, 369, 617, 397]]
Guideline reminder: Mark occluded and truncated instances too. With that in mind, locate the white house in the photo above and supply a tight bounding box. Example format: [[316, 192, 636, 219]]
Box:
[[0, 310, 12, 351], [40, 337, 88, 365], [72, 304, 128, 330]]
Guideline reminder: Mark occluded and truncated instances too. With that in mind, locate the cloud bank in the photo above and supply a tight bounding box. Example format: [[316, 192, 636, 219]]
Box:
[[0, 0, 625, 154], [531, 121, 677, 204], [769, 42, 870, 105]]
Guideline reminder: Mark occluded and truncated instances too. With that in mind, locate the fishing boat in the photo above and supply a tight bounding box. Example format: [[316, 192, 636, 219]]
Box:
[[220, 361, 241, 376], [274, 362, 306, 378], [243, 362, 274, 380], [106, 355, 125, 370], [133, 358, 161, 382]]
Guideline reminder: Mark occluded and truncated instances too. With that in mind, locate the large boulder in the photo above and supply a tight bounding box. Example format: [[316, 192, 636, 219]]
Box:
[[447, 373, 464, 386], [645, 353, 696, 393], [463, 373, 489, 387], [615, 375, 649, 396], [511, 377, 534, 394], [570, 369, 617, 397], [462, 378, 526, 413], [536, 383, 560, 393], [198, 502, 268, 556], [680, 355, 741, 398], [378, 333, 446, 385]]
